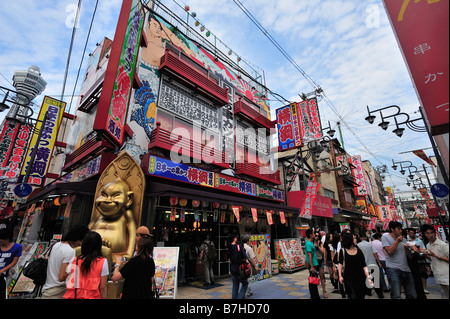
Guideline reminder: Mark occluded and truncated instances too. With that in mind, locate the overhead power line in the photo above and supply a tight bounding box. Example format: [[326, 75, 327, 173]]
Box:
[[230, 0, 385, 165]]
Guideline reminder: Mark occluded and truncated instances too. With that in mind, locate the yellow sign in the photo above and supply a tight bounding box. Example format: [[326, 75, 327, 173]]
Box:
[[19, 96, 66, 186]]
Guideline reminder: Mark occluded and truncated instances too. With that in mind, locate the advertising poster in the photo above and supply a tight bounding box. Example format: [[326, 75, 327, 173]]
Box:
[[153, 247, 179, 299], [274, 238, 306, 272], [248, 234, 271, 282]]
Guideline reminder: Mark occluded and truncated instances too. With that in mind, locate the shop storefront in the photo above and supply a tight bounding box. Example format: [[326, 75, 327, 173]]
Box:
[[140, 154, 298, 279]]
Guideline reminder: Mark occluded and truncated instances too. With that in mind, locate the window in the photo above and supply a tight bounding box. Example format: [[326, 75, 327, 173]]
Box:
[[323, 188, 335, 199]]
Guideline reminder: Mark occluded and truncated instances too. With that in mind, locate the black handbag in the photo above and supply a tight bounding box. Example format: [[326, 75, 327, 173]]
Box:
[[22, 244, 54, 286]]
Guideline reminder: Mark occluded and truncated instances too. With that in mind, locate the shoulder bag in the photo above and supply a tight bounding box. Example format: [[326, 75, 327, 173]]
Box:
[[22, 243, 54, 286]]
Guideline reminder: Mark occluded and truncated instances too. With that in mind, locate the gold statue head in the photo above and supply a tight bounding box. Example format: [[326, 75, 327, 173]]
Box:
[[95, 178, 133, 220]]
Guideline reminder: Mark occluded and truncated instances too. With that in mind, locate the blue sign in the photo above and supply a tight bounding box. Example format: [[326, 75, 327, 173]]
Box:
[[14, 183, 33, 197], [430, 183, 449, 198]]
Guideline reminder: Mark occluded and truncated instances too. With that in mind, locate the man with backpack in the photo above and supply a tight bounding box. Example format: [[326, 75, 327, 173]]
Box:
[[199, 234, 216, 286]]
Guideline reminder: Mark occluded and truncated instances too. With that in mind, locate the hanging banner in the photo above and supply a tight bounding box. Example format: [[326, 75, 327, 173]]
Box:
[[383, 0, 449, 135], [180, 208, 185, 222], [0, 121, 32, 180], [377, 205, 392, 221], [350, 155, 369, 196], [251, 207, 258, 222], [279, 211, 286, 224], [170, 206, 176, 221], [418, 187, 435, 208], [369, 217, 377, 230], [299, 181, 319, 219], [266, 210, 273, 225], [19, 96, 66, 186], [232, 206, 240, 223], [220, 211, 226, 223], [412, 150, 436, 166], [276, 103, 303, 151], [298, 98, 323, 142]]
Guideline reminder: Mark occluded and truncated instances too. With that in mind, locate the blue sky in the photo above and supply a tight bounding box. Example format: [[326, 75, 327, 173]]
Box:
[[0, 0, 438, 194]]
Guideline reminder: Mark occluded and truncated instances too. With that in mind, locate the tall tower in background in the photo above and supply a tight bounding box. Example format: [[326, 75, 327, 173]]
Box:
[[7, 65, 47, 119]]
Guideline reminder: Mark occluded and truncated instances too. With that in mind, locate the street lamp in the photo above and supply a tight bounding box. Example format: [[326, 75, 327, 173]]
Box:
[[0, 86, 31, 117], [365, 104, 448, 186], [321, 120, 336, 138]]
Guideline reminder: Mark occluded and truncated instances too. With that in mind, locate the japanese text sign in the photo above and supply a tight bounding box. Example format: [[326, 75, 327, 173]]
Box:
[[107, 0, 144, 144], [383, 0, 449, 134], [147, 155, 284, 202], [350, 155, 369, 196], [0, 122, 32, 180], [19, 96, 66, 186], [276, 103, 302, 151], [299, 181, 320, 219], [298, 98, 323, 142]]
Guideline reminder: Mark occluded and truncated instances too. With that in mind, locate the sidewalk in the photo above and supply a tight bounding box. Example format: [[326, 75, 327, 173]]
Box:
[[177, 269, 447, 299]]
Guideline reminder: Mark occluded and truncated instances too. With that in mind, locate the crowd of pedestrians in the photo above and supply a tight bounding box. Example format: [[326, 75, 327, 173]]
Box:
[[1, 221, 448, 300], [306, 222, 448, 300]]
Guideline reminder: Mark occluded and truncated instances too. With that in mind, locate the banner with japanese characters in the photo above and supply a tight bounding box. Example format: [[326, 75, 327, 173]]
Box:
[[350, 155, 369, 196], [0, 120, 32, 180], [19, 96, 66, 186], [377, 205, 392, 221], [299, 181, 319, 219], [383, 0, 449, 134], [418, 187, 435, 209], [298, 98, 323, 142], [276, 103, 302, 151]]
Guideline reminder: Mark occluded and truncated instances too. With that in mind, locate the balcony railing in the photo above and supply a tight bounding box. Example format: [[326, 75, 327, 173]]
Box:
[[235, 161, 281, 185], [149, 122, 229, 169], [159, 49, 229, 106], [234, 97, 274, 129]]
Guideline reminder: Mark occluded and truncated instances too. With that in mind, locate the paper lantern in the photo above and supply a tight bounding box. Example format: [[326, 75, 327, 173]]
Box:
[[193, 221, 201, 229], [202, 201, 209, 208], [206, 31, 210, 37], [54, 197, 61, 206], [213, 202, 220, 209], [184, 5, 190, 11], [195, 21, 200, 26], [179, 198, 188, 207], [170, 197, 178, 206], [192, 200, 200, 208]]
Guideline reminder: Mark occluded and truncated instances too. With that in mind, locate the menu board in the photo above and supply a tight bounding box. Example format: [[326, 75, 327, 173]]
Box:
[[153, 247, 179, 299], [274, 238, 306, 272]]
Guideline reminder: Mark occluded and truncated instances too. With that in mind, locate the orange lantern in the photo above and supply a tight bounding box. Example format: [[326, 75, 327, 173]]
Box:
[[179, 198, 188, 207]]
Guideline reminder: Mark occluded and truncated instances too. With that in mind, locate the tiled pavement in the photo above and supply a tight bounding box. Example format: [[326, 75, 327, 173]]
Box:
[[177, 269, 447, 300]]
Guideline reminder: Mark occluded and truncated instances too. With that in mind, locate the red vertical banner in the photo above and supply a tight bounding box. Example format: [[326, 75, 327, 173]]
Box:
[[383, 0, 449, 135], [300, 181, 320, 219], [93, 0, 145, 145]]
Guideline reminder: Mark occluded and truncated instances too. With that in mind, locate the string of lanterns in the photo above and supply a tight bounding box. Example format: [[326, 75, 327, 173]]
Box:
[[184, 5, 248, 65], [169, 196, 288, 226]]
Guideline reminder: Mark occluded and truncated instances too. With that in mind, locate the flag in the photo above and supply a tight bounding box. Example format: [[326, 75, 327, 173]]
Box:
[[413, 150, 436, 166]]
